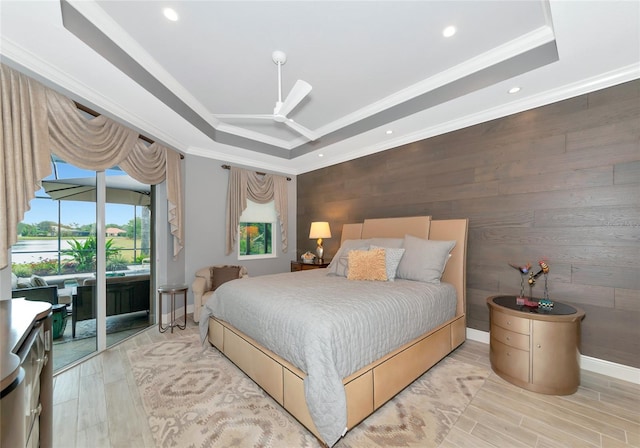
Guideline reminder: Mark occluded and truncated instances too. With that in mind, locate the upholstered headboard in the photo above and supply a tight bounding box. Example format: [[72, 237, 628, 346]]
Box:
[[339, 216, 468, 316]]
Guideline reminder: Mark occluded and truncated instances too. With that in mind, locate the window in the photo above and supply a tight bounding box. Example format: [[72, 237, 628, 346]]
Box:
[[238, 200, 276, 260], [12, 159, 151, 277]]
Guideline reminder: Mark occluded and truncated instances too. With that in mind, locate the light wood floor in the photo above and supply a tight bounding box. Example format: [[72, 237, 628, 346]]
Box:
[[53, 319, 640, 448]]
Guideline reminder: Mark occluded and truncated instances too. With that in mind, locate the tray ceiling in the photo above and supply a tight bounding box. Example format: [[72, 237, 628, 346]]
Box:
[[1, 1, 638, 174]]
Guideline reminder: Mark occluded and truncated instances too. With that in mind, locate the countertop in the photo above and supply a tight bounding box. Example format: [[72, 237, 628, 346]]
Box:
[[0, 299, 51, 391]]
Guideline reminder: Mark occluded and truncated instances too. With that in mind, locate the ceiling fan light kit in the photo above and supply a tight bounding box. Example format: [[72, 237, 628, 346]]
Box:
[[217, 50, 319, 141]]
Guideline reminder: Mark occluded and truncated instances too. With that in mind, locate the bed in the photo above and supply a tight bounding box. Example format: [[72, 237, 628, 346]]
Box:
[[199, 216, 468, 446]]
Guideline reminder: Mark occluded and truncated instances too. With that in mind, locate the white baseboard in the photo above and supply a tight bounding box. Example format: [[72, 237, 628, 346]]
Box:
[[159, 304, 194, 327], [466, 328, 490, 344], [466, 328, 640, 385]]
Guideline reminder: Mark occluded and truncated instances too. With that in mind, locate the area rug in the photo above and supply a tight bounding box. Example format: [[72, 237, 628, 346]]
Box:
[[127, 335, 489, 448]]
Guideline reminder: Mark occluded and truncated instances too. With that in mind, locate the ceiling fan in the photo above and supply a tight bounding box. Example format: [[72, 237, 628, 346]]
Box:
[[216, 50, 319, 141]]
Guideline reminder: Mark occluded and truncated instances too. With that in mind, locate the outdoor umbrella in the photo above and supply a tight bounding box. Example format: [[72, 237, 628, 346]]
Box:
[[41, 176, 151, 206]]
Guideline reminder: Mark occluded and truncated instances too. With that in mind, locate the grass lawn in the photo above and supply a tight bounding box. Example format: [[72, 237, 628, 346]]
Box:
[[110, 237, 149, 262]]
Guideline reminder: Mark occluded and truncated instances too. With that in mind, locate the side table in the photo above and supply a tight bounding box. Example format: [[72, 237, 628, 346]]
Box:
[[487, 295, 585, 395], [158, 284, 188, 333], [291, 260, 330, 271]]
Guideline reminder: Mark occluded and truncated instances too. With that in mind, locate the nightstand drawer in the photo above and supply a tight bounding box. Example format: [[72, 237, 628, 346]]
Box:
[[487, 295, 585, 395], [491, 324, 529, 351], [492, 310, 530, 335], [490, 338, 530, 383], [291, 261, 330, 272]]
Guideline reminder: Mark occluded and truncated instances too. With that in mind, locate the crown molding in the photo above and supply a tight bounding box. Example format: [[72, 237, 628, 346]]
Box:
[[64, 0, 215, 128], [63, 0, 312, 151], [314, 25, 556, 137], [1, 38, 188, 153], [60, 1, 558, 152], [213, 121, 298, 149], [185, 146, 297, 176], [296, 63, 640, 174]]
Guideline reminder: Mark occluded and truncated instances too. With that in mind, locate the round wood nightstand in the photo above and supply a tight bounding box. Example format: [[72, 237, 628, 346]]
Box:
[[487, 295, 585, 395]]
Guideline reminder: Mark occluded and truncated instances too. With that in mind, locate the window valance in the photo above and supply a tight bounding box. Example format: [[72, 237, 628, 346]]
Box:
[[225, 166, 288, 255], [0, 63, 184, 269]]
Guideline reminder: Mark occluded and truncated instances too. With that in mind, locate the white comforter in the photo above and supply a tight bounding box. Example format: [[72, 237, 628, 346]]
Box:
[[199, 269, 456, 446]]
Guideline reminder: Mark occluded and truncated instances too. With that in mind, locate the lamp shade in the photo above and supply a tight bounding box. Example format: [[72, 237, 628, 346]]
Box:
[[309, 221, 331, 239]]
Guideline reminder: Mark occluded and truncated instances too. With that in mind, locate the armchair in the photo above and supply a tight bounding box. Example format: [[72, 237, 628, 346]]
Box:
[[192, 265, 248, 322]]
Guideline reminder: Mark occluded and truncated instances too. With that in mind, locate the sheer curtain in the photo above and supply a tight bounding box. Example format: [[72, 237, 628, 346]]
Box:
[[0, 63, 184, 269], [225, 166, 288, 255]]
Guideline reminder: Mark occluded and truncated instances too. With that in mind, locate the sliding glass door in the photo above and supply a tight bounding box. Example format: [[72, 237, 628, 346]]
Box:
[[11, 157, 153, 371], [104, 169, 153, 348]]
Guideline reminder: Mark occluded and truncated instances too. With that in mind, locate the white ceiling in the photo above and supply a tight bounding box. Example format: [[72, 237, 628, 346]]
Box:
[[1, 1, 638, 175]]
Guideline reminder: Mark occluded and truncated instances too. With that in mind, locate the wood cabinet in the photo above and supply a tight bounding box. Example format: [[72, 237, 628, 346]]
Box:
[[1, 299, 53, 448], [487, 295, 585, 395], [290, 261, 330, 272]]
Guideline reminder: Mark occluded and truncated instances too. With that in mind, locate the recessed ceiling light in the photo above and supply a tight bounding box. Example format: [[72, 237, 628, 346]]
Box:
[[508, 86, 521, 94], [318, 153, 324, 158], [386, 130, 393, 135], [443, 26, 456, 38], [163, 8, 179, 21]]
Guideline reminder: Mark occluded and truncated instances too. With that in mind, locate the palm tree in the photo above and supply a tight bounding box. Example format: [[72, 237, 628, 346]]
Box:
[[63, 236, 120, 273]]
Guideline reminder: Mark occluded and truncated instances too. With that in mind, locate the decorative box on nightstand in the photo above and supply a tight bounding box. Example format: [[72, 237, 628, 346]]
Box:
[[291, 260, 330, 272], [487, 295, 585, 395]]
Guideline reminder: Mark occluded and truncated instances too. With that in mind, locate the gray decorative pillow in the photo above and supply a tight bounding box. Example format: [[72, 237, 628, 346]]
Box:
[[11, 272, 18, 289], [396, 234, 456, 284], [327, 239, 372, 277], [30, 275, 48, 287], [370, 245, 405, 281]]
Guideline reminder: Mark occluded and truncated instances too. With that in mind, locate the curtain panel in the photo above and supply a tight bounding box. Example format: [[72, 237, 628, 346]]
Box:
[[0, 63, 184, 269], [0, 64, 52, 269], [225, 166, 288, 255]]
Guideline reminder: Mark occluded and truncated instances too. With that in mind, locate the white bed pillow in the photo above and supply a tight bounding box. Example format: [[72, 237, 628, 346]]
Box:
[[370, 245, 405, 281], [396, 234, 456, 283], [326, 239, 371, 277]]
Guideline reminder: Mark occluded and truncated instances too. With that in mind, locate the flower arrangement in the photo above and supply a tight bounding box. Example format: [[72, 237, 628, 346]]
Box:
[[508, 260, 553, 308]]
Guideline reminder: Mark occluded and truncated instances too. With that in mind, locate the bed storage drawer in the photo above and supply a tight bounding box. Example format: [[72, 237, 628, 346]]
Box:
[[209, 318, 224, 349], [223, 327, 284, 404], [373, 325, 450, 409], [451, 314, 466, 348], [283, 369, 321, 439], [344, 371, 374, 429]]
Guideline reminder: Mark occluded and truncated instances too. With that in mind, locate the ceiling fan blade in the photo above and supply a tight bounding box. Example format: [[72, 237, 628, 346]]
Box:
[[285, 119, 319, 141], [277, 80, 312, 117], [215, 114, 273, 120]]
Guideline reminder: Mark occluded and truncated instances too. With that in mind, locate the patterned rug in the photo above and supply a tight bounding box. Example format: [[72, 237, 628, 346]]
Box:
[[127, 335, 489, 448]]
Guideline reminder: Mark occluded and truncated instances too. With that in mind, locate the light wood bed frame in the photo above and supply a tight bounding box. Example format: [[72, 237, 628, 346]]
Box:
[[206, 216, 468, 445]]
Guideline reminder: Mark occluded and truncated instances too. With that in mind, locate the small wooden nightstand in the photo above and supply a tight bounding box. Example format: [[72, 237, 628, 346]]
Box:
[[487, 295, 585, 395], [291, 260, 330, 271]]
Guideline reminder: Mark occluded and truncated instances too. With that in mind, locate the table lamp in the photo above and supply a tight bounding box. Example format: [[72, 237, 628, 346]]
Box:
[[309, 221, 331, 261]]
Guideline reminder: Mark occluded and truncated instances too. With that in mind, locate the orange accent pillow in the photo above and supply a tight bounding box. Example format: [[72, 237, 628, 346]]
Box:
[[347, 248, 388, 281]]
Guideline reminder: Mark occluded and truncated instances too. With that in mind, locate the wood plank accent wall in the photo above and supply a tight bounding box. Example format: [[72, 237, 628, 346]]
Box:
[[297, 80, 640, 369]]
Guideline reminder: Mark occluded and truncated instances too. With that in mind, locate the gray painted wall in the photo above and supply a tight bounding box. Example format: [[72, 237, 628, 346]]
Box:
[[182, 155, 297, 308]]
